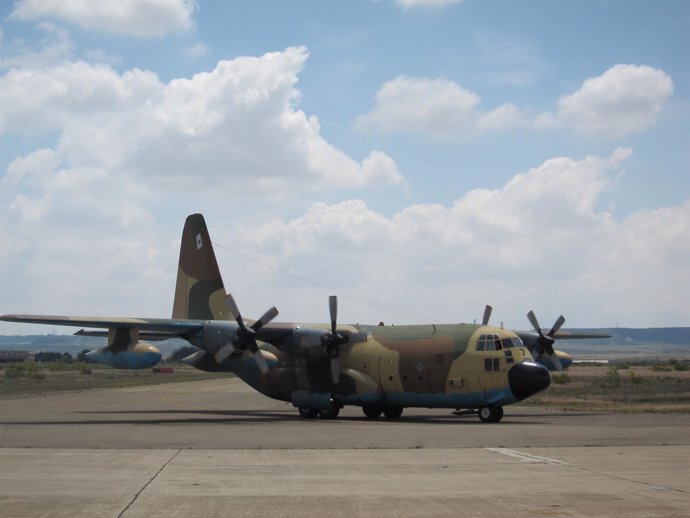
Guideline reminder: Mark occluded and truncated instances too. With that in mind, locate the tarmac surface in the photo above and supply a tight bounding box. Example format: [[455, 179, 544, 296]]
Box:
[[1, 377, 689, 517]]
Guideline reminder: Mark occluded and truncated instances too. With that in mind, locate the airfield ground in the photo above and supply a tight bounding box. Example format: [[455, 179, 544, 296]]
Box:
[[1, 369, 689, 517]]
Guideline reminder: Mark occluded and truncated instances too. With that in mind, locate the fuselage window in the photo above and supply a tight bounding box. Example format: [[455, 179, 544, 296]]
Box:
[[484, 358, 492, 372], [493, 358, 500, 371]]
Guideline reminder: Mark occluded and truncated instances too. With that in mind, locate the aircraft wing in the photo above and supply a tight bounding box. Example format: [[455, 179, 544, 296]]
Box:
[[0, 314, 204, 336], [552, 331, 612, 339], [517, 330, 611, 344]]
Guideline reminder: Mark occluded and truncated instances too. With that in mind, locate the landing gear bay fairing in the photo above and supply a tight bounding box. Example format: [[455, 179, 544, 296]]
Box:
[[3, 214, 577, 423]]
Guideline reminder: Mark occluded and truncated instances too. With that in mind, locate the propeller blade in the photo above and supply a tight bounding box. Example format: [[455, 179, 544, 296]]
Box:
[[325, 295, 347, 384], [214, 343, 236, 364], [526, 310, 543, 337], [250, 347, 269, 374], [251, 306, 278, 331], [329, 295, 337, 335], [225, 294, 246, 330], [329, 358, 340, 384], [548, 315, 566, 337], [482, 305, 492, 326], [221, 294, 276, 374]]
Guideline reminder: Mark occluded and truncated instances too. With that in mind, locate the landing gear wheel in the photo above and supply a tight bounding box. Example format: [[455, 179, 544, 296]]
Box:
[[382, 407, 403, 419], [362, 405, 383, 419], [298, 407, 319, 419], [318, 405, 340, 419], [478, 405, 503, 423]]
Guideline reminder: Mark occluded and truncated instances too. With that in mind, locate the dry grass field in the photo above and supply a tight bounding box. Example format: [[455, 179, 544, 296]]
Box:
[[522, 362, 690, 413], [0, 362, 228, 397]]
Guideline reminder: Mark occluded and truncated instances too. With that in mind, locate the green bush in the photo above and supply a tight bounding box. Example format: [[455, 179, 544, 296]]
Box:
[[552, 373, 571, 384], [629, 371, 645, 384], [5, 364, 22, 379], [673, 362, 689, 372], [606, 365, 621, 387], [652, 363, 672, 372], [4, 363, 45, 380]]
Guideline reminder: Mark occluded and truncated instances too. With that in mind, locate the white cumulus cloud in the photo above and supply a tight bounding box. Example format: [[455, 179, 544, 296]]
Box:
[[540, 64, 674, 138], [224, 147, 689, 327], [0, 62, 161, 135], [10, 0, 198, 38], [0, 47, 403, 198], [357, 65, 672, 140], [394, 0, 462, 8], [355, 76, 523, 138]]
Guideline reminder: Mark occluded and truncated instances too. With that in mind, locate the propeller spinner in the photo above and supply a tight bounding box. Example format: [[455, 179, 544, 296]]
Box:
[[526, 310, 565, 371], [214, 293, 278, 374]]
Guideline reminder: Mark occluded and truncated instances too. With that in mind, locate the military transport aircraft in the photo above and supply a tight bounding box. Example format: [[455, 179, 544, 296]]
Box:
[[2, 214, 557, 423]]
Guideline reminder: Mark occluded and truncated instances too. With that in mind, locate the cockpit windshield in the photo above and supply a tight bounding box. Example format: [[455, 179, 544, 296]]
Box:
[[476, 334, 524, 351]]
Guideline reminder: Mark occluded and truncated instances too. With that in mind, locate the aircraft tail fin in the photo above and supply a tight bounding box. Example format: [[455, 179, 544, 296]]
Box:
[[172, 214, 229, 321]]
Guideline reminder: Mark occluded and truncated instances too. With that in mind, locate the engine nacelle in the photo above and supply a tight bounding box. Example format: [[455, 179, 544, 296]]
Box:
[[533, 350, 573, 371], [291, 389, 335, 410], [190, 321, 240, 353], [86, 342, 161, 369], [279, 326, 331, 359]]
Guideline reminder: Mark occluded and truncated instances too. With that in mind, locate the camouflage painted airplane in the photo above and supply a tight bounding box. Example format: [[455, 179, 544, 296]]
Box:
[[2, 214, 561, 423]]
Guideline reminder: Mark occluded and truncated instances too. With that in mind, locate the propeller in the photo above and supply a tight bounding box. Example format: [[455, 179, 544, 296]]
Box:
[[214, 293, 278, 374], [526, 310, 565, 371], [482, 305, 493, 326], [322, 295, 348, 384]]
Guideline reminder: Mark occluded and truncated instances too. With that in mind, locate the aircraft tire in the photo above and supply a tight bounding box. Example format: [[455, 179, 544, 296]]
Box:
[[478, 405, 503, 423], [362, 405, 383, 419], [318, 405, 340, 419], [382, 407, 403, 419], [298, 407, 319, 419]]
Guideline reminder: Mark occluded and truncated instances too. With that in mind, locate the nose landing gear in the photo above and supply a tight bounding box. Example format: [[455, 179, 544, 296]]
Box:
[[453, 405, 504, 423]]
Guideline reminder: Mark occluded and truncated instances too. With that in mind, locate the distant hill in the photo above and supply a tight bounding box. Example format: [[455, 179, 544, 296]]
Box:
[[555, 327, 690, 358]]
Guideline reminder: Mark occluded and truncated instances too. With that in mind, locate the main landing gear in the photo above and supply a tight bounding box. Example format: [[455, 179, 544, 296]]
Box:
[[298, 405, 340, 419], [297, 405, 405, 419], [452, 405, 504, 423], [362, 405, 404, 419]]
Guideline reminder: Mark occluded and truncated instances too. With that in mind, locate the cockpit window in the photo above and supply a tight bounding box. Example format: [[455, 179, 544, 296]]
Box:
[[477, 334, 500, 351], [477, 334, 523, 352]]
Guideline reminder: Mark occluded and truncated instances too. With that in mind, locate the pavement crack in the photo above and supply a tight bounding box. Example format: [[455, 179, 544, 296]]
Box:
[[118, 449, 181, 517]]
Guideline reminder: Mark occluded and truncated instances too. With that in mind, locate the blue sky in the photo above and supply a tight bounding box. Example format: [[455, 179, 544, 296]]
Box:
[[1, 0, 689, 334]]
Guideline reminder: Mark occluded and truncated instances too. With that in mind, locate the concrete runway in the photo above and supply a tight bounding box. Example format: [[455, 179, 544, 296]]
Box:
[[1, 378, 689, 517]]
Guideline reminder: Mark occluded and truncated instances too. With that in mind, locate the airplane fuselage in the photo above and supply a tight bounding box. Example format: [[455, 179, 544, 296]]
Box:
[[188, 321, 551, 415]]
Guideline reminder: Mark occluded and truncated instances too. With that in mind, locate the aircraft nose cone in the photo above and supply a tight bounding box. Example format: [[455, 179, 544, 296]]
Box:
[[508, 361, 551, 401]]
